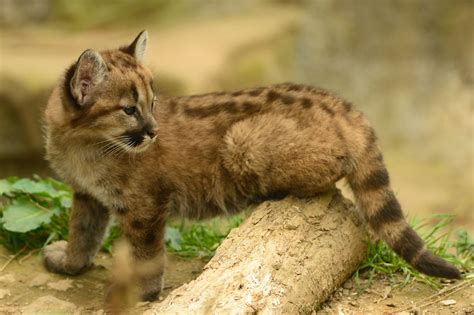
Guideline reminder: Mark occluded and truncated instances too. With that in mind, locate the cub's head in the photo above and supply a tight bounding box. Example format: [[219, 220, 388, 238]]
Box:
[[52, 30, 158, 154]]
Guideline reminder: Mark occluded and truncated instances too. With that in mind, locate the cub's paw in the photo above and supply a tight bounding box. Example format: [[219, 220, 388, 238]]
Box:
[[141, 275, 164, 302], [43, 241, 89, 275]]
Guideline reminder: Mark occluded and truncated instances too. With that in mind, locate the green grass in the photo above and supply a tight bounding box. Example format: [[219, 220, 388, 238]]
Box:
[[165, 215, 244, 258], [354, 214, 473, 289], [1, 176, 472, 287]]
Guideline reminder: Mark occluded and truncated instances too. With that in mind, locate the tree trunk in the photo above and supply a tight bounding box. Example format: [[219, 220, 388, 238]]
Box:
[[146, 189, 367, 314]]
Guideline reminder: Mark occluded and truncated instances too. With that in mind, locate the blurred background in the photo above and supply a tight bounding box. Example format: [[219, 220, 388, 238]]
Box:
[[0, 0, 472, 232]]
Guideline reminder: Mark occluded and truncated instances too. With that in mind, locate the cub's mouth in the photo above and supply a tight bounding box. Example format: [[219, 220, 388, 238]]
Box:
[[115, 128, 157, 153], [124, 130, 146, 147]]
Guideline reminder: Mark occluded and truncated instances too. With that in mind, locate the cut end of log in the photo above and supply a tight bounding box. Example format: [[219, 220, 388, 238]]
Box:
[[147, 189, 367, 314]]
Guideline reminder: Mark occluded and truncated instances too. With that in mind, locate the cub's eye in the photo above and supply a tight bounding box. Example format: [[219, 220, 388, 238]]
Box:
[[123, 106, 137, 115]]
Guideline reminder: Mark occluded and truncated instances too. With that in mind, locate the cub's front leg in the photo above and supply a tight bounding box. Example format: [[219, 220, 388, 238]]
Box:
[[43, 192, 110, 275]]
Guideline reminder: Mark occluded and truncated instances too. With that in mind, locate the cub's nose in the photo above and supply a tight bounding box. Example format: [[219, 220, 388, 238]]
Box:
[[146, 127, 159, 138]]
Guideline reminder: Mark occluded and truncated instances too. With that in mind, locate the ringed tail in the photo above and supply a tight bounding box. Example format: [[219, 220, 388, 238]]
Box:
[[347, 133, 461, 279]]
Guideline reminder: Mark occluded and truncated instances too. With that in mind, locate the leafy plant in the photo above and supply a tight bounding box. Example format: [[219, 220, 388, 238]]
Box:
[[0, 176, 71, 252], [0, 176, 120, 253]]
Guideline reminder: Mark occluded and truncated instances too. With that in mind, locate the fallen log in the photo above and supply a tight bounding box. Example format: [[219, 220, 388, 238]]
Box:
[[146, 189, 367, 314]]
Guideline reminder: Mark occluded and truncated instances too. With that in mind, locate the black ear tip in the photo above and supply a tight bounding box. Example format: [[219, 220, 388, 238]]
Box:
[[139, 30, 148, 39], [77, 49, 94, 60]]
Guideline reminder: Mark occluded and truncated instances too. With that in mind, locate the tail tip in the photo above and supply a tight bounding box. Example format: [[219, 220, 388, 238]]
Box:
[[415, 251, 462, 279]]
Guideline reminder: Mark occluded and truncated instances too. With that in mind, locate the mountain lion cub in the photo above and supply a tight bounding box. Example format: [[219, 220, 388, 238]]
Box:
[[43, 31, 460, 302]]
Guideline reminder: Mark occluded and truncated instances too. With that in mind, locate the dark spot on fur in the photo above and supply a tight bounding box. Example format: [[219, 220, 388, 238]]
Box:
[[221, 101, 239, 114], [313, 87, 330, 96], [248, 88, 264, 97], [300, 98, 313, 109], [189, 91, 227, 98], [231, 90, 244, 97], [359, 168, 390, 191], [168, 100, 178, 115], [76, 222, 89, 233], [319, 102, 335, 116], [286, 84, 303, 92], [241, 101, 261, 114], [116, 207, 128, 215], [342, 101, 353, 111], [368, 193, 404, 230], [392, 226, 424, 263], [281, 95, 295, 105], [132, 219, 145, 229], [144, 230, 156, 245], [184, 104, 221, 118], [266, 90, 280, 103], [335, 126, 345, 142]]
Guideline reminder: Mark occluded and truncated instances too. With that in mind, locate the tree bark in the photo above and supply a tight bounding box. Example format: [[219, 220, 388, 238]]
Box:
[[146, 189, 367, 314]]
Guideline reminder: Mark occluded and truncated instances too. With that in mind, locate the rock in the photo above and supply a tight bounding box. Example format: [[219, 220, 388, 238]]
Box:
[[440, 299, 456, 306], [47, 279, 74, 291], [29, 273, 51, 287], [0, 273, 15, 283], [0, 289, 11, 299], [21, 296, 78, 315], [342, 280, 353, 289]]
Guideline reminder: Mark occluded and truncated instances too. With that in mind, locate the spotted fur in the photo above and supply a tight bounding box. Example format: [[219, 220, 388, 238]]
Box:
[[42, 31, 461, 304]]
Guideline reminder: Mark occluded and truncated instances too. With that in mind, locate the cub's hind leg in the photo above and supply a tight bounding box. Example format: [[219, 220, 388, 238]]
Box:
[[222, 114, 352, 198], [43, 192, 110, 275]]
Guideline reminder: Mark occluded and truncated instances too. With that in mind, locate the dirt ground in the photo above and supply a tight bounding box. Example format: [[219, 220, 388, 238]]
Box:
[[0, 246, 208, 314], [0, 245, 472, 314]]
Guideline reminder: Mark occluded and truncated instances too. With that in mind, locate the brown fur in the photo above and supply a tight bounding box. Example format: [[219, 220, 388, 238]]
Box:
[[42, 31, 461, 304]]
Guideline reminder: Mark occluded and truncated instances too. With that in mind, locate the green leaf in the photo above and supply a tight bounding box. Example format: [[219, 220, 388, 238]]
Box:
[[11, 178, 59, 197], [1, 197, 56, 233], [0, 177, 16, 195]]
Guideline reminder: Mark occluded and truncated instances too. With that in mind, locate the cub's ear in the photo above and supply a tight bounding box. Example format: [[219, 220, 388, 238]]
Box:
[[70, 49, 107, 107], [121, 30, 148, 62]]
